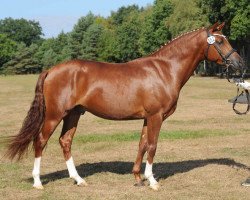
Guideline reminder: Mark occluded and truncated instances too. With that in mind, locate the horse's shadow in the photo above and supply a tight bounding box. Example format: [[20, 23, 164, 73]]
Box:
[[27, 158, 250, 185]]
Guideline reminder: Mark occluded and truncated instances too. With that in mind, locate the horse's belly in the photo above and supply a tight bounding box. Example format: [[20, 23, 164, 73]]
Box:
[[90, 111, 145, 120], [82, 94, 146, 120], [85, 102, 145, 120]]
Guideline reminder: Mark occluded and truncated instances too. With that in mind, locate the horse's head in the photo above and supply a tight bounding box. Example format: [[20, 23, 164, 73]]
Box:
[[205, 22, 245, 73]]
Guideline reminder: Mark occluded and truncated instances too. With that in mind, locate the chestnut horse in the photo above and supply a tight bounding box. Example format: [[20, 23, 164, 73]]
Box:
[[6, 22, 244, 190]]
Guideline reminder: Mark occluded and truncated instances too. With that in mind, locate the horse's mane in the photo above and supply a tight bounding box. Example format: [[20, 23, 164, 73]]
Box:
[[150, 27, 206, 56]]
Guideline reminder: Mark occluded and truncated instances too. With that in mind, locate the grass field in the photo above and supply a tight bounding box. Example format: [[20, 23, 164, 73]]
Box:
[[0, 75, 249, 200]]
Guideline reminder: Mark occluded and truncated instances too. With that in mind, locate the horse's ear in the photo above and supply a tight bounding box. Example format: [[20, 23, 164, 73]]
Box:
[[215, 22, 225, 31], [210, 22, 225, 32]]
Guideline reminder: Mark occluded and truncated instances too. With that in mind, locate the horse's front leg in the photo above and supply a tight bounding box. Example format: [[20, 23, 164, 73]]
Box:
[[132, 119, 148, 186], [144, 113, 162, 190]]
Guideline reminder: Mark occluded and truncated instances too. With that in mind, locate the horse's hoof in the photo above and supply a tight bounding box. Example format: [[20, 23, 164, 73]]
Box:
[[77, 181, 88, 187], [149, 183, 160, 191], [134, 181, 145, 187], [33, 184, 44, 190]]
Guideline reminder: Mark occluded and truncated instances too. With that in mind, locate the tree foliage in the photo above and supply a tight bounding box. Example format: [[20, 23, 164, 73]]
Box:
[[3, 43, 41, 74], [0, 18, 43, 46], [69, 13, 96, 59], [110, 6, 144, 62], [110, 5, 141, 25], [0, 1, 249, 75], [81, 23, 104, 60], [198, 0, 249, 40], [139, 0, 173, 54], [166, 0, 209, 37], [0, 34, 17, 69], [227, 0, 250, 40]]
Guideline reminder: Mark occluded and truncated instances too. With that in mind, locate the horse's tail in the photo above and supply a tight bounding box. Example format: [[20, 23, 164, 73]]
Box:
[[6, 71, 48, 160]]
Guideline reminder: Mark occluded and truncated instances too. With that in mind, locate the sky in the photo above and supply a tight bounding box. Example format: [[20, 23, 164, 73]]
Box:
[[0, 0, 154, 38]]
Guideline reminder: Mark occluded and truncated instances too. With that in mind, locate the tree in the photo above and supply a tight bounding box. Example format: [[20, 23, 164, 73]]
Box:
[[34, 32, 70, 69], [166, 0, 209, 37], [114, 10, 143, 62], [55, 32, 70, 62], [0, 34, 17, 69], [3, 43, 41, 74], [226, 0, 250, 40], [110, 5, 141, 25], [69, 13, 96, 59], [97, 27, 118, 62], [0, 18, 43, 46], [81, 23, 104, 60], [139, 0, 173, 55], [198, 0, 249, 39], [97, 5, 145, 62], [41, 49, 58, 69]]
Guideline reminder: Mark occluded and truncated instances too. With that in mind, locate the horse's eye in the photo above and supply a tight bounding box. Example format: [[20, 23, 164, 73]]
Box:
[[218, 40, 223, 45]]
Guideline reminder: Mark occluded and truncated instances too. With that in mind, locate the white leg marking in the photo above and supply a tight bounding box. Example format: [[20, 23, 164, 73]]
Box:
[[66, 157, 87, 186], [144, 161, 159, 190], [32, 157, 43, 189]]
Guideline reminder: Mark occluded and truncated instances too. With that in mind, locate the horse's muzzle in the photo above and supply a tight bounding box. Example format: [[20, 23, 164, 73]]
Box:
[[228, 53, 246, 74]]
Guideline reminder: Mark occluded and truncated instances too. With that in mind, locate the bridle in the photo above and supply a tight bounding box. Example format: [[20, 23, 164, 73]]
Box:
[[204, 30, 244, 81], [205, 30, 249, 115], [205, 30, 237, 75]]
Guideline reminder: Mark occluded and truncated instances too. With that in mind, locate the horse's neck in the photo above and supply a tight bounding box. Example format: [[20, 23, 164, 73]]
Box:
[[152, 30, 206, 88]]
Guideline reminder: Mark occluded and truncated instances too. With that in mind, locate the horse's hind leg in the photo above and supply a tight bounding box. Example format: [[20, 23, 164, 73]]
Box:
[[132, 119, 148, 186], [59, 108, 87, 186], [32, 114, 62, 189]]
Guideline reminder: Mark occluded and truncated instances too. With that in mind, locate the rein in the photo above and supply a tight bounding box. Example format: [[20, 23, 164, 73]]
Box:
[[205, 30, 249, 115]]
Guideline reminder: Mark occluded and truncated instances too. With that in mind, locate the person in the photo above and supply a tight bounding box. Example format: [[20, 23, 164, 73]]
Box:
[[236, 80, 250, 90], [228, 80, 250, 187]]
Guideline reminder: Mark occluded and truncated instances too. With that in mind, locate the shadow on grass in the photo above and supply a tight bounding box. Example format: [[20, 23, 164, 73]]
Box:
[[27, 158, 250, 185]]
